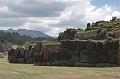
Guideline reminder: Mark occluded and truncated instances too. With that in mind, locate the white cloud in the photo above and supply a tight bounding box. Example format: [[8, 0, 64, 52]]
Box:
[[112, 11, 120, 18], [0, 18, 28, 27], [0, 0, 66, 17], [85, 4, 113, 22], [19, 21, 65, 37], [55, 0, 120, 29], [0, 0, 120, 36]]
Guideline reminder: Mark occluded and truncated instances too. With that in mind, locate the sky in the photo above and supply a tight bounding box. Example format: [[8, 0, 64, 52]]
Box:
[[0, 0, 120, 37]]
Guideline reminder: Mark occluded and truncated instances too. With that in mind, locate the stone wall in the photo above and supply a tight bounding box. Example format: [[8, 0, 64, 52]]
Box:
[[106, 28, 120, 39], [58, 29, 77, 40], [59, 28, 108, 40], [33, 39, 120, 67], [59, 39, 119, 67], [8, 46, 34, 64], [75, 30, 98, 40], [8, 39, 120, 67]]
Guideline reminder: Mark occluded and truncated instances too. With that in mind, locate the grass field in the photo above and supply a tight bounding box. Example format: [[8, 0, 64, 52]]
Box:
[[0, 58, 120, 79]]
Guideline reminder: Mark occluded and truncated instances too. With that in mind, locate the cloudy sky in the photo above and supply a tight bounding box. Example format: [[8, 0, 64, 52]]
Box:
[[0, 0, 120, 36]]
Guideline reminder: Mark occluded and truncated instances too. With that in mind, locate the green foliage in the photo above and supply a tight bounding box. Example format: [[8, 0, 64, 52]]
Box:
[[77, 28, 84, 32], [0, 31, 31, 45], [0, 31, 56, 45]]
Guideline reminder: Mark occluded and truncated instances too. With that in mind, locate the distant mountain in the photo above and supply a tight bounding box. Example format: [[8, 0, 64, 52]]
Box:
[[4, 28, 51, 38]]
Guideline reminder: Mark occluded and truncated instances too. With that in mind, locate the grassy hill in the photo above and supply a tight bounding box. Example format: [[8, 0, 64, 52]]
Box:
[[5, 28, 50, 38], [0, 31, 56, 45]]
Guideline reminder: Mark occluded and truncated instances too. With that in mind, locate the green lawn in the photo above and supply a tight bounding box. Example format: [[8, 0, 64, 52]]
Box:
[[0, 58, 120, 79]]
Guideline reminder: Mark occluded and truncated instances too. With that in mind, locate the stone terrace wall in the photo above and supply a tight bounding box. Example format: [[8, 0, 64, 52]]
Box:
[[8, 46, 34, 64], [8, 40, 120, 67], [33, 39, 120, 67], [60, 39, 119, 67]]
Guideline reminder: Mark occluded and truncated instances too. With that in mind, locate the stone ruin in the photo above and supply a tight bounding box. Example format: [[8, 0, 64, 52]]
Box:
[[8, 39, 120, 67], [33, 39, 120, 67], [8, 46, 34, 64], [58, 17, 120, 40], [7, 17, 120, 67]]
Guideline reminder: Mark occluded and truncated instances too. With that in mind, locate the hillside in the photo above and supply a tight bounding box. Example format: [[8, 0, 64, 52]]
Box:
[[0, 31, 56, 45], [4, 28, 50, 38]]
